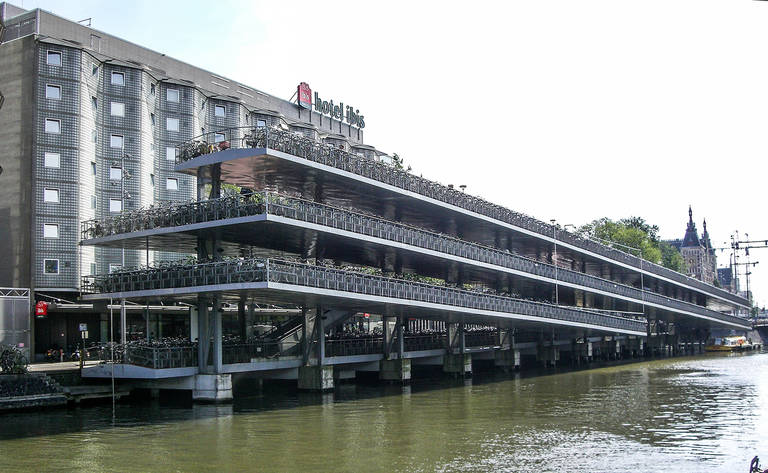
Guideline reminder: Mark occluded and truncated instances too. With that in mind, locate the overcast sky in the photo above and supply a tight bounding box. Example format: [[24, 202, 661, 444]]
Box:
[[19, 0, 768, 307]]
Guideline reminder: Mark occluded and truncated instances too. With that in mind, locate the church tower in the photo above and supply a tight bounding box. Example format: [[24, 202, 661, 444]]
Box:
[[680, 206, 717, 285]]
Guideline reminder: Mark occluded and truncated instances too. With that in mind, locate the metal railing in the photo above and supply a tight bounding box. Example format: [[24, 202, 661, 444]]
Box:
[[325, 338, 383, 357], [172, 125, 746, 307], [80, 192, 744, 326], [82, 258, 647, 333]]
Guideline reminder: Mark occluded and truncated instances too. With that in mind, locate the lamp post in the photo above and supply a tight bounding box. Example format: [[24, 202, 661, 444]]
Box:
[[550, 219, 558, 305], [111, 153, 132, 345]]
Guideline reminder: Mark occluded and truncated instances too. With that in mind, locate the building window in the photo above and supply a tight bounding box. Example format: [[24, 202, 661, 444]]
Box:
[[43, 223, 59, 239], [214, 132, 225, 143], [167, 89, 180, 103], [44, 152, 61, 168], [44, 118, 61, 134], [150, 113, 155, 125], [256, 119, 266, 128], [166, 147, 176, 161], [44, 259, 60, 274], [166, 178, 178, 190], [47, 51, 62, 66], [110, 166, 122, 180], [111, 71, 125, 86], [92, 64, 99, 76], [45, 84, 61, 100], [110, 102, 125, 117], [91, 195, 97, 209], [91, 162, 97, 175], [43, 188, 59, 203], [92, 96, 97, 110], [150, 83, 156, 95], [214, 105, 226, 117], [110, 134, 124, 149], [92, 130, 98, 143], [90, 262, 97, 275], [150, 174, 155, 186], [166, 117, 179, 132], [109, 199, 122, 213]]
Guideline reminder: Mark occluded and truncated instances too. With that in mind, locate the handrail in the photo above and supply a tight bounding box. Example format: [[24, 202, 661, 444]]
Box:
[[79, 192, 744, 326], [82, 257, 648, 333], [171, 125, 747, 307]]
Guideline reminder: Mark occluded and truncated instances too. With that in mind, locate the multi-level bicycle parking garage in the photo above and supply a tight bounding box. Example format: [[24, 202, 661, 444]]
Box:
[[80, 124, 752, 401]]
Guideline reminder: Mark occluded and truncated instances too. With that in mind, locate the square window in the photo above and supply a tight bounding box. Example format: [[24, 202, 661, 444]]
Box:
[[44, 152, 61, 168], [47, 51, 62, 66], [214, 105, 225, 117], [45, 84, 61, 100], [111, 71, 125, 86], [90, 195, 97, 209], [44, 259, 59, 274], [91, 162, 97, 175], [110, 102, 125, 117], [110, 134, 124, 149], [167, 89, 180, 102], [43, 188, 59, 203], [166, 178, 178, 190], [43, 223, 59, 238], [110, 167, 122, 180], [109, 199, 122, 212], [166, 117, 179, 132], [44, 118, 61, 134], [165, 147, 176, 161], [256, 119, 266, 128], [214, 132, 225, 143]]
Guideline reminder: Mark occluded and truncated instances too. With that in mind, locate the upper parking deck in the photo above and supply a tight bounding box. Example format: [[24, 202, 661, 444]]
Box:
[[172, 126, 750, 310]]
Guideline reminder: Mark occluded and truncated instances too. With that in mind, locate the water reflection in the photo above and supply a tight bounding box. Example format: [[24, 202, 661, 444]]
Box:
[[0, 352, 765, 472]]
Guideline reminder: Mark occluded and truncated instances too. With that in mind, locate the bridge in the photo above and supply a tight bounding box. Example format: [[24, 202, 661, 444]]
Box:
[[79, 125, 751, 401]]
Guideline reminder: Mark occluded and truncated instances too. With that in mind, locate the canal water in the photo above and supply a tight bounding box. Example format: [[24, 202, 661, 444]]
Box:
[[1, 352, 766, 472]]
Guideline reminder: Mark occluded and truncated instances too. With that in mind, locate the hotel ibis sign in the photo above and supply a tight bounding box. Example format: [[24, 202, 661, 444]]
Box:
[[296, 83, 365, 129]]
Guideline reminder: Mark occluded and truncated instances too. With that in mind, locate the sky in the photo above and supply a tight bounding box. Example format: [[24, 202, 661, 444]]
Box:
[[16, 0, 768, 307]]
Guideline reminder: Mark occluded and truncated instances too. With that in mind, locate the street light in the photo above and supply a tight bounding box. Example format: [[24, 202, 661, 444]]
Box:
[[550, 219, 559, 305]]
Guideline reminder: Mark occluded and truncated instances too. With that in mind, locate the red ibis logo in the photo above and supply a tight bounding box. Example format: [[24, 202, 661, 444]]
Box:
[[35, 301, 48, 317], [298, 82, 312, 110]]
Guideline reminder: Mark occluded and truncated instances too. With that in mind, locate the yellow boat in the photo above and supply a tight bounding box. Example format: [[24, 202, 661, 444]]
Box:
[[705, 335, 752, 352]]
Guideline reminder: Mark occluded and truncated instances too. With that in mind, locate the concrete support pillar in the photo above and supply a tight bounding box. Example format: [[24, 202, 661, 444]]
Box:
[[197, 295, 210, 373], [379, 358, 411, 383], [193, 373, 232, 402], [238, 297, 247, 341], [298, 366, 334, 391], [212, 296, 223, 374], [447, 322, 465, 353], [494, 349, 520, 371], [443, 353, 472, 377]]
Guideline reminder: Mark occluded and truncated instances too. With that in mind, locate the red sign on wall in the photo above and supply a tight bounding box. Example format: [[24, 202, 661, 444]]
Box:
[[298, 82, 312, 110], [35, 301, 48, 317]]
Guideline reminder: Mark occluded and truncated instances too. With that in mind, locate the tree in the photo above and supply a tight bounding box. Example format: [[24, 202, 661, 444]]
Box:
[[391, 153, 411, 173], [578, 216, 686, 272]]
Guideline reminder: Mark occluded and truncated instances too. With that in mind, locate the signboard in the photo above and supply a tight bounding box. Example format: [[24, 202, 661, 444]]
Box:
[[35, 301, 48, 317], [297, 82, 312, 110], [300, 87, 364, 129]]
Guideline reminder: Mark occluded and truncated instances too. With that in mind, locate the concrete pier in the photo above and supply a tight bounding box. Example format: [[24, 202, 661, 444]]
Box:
[[443, 353, 472, 377], [379, 358, 411, 383], [298, 365, 334, 391], [192, 374, 232, 402]]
